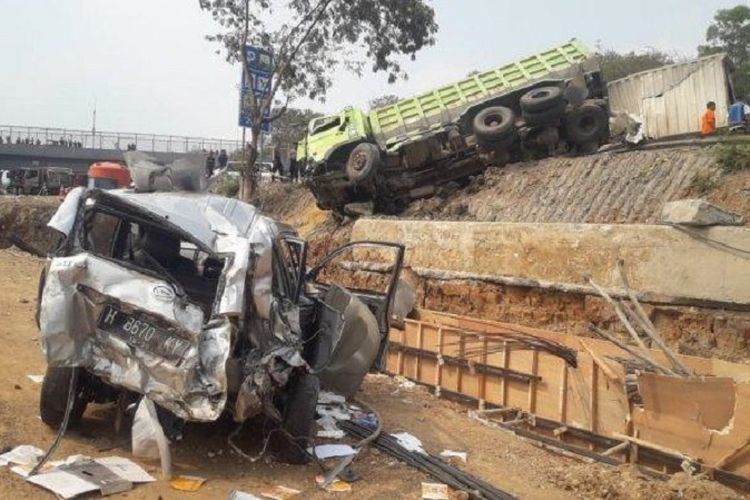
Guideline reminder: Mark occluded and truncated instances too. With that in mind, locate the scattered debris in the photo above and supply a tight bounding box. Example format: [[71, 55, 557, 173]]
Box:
[[342, 420, 516, 500], [229, 490, 264, 500], [391, 432, 427, 454], [25, 374, 43, 384], [422, 482, 451, 500], [1, 452, 155, 499], [259, 484, 301, 500], [316, 474, 352, 492], [170, 474, 207, 492], [439, 450, 467, 463], [308, 444, 357, 459], [0, 445, 44, 466]]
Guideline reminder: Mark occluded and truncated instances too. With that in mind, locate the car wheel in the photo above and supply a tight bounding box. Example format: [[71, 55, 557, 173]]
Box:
[[275, 373, 320, 465], [520, 86, 564, 113], [40, 366, 89, 429], [523, 101, 566, 126], [345, 143, 380, 183], [473, 106, 515, 147], [565, 103, 608, 145]]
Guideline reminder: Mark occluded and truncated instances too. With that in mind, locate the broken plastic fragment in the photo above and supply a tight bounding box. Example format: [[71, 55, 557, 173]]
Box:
[[307, 444, 357, 459], [316, 474, 352, 492], [170, 475, 207, 492]]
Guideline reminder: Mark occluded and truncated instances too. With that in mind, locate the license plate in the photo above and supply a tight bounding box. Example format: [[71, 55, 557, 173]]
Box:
[[97, 305, 192, 363]]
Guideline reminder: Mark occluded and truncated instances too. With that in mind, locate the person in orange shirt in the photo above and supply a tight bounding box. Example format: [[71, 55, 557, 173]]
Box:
[[701, 101, 717, 136]]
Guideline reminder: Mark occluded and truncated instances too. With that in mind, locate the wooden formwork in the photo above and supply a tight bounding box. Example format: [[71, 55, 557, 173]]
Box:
[[386, 309, 750, 485]]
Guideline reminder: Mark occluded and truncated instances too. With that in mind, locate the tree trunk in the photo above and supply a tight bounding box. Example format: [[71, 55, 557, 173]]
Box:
[[238, 128, 261, 202]]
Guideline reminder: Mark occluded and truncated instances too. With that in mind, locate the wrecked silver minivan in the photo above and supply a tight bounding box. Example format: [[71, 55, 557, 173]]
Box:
[[37, 185, 403, 463]]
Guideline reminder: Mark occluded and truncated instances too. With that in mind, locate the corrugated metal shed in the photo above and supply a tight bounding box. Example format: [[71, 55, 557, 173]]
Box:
[[607, 54, 733, 138]]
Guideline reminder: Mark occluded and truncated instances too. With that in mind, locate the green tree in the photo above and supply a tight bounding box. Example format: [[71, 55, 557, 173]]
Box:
[[596, 48, 675, 82], [270, 107, 322, 148], [698, 5, 750, 98], [368, 94, 399, 109], [199, 0, 438, 200]]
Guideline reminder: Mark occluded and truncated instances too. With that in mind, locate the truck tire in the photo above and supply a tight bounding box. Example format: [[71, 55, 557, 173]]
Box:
[[275, 373, 320, 465], [523, 101, 566, 126], [40, 366, 89, 429], [520, 86, 564, 113], [345, 143, 380, 183], [564, 103, 608, 145], [473, 106, 515, 146]]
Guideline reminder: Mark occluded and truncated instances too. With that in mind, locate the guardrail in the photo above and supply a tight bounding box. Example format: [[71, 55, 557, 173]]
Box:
[[0, 125, 242, 154]]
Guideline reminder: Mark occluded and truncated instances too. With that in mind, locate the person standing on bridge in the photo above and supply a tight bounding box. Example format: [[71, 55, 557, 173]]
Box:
[[205, 150, 216, 177], [218, 149, 228, 171]]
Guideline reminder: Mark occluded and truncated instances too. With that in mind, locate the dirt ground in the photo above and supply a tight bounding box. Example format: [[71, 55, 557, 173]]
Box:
[[0, 246, 741, 499]]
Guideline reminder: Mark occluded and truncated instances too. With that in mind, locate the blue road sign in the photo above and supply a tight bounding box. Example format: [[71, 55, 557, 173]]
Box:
[[239, 89, 271, 132], [239, 45, 274, 132]]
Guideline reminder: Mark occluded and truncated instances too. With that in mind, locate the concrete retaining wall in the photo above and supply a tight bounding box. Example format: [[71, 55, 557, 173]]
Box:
[[352, 219, 750, 306]]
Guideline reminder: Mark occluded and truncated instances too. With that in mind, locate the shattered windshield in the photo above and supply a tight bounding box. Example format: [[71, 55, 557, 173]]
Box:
[[82, 208, 224, 316]]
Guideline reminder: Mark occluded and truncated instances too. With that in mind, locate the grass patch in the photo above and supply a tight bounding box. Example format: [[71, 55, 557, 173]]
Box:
[[715, 142, 750, 173], [214, 176, 239, 198], [688, 173, 718, 195]]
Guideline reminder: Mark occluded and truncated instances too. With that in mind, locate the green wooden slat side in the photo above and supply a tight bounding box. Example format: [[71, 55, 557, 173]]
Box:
[[368, 39, 591, 140]]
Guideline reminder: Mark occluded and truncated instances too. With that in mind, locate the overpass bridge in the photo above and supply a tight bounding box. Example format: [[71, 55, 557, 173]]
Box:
[[0, 125, 242, 173]]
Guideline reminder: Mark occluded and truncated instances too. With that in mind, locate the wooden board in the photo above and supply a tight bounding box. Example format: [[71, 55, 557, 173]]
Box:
[[387, 308, 750, 478]]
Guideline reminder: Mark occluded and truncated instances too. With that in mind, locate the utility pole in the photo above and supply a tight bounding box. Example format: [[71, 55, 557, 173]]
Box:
[[91, 104, 97, 149]]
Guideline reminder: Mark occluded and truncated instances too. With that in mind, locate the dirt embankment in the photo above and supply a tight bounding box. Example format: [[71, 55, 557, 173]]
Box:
[[400, 146, 748, 223], [255, 147, 750, 363], [0, 196, 61, 255]]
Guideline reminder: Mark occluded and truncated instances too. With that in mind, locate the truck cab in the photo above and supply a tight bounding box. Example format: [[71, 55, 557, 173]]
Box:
[[302, 107, 370, 172]]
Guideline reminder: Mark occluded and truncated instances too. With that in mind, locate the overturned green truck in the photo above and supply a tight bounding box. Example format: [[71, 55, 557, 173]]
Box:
[[297, 39, 609, 213]]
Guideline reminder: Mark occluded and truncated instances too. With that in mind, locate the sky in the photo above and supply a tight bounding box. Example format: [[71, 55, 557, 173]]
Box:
[[0, 0, 743, 141]]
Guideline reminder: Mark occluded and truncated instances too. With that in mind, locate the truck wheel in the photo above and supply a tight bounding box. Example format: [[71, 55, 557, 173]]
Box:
[[275, 373, 320, 465], [40, 366, 89, 429], [523, 101, 566, 126], [473, 106, 515, 146], [345, 143, 380, 183], [565, 103, 608, 145], [520, 86, 564, 113]]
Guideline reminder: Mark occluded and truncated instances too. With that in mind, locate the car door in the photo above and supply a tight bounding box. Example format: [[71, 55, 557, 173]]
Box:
[[303, 241, 405, 397]]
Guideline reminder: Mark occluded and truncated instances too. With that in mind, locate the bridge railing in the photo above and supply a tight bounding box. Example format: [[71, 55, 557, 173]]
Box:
[[0, 125, 242, 154]]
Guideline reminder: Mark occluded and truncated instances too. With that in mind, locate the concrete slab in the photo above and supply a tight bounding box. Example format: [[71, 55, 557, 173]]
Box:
[[352, 219, 750, 306]]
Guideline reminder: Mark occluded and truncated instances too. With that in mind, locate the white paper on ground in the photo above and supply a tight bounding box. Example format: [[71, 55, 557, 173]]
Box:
[[229, 490, 264, 500], [26, 374, 44, 384], [96, 456, 155, 483], [391, 432, 426, 454], [317, 391, 346, 405], [307, 444, 357, 459], [26, 470, 100, 499], [316, 429, 346, 439], [316, 405, 351, 421], [439, 449, 467, 462], [0, 445, 45, 467]]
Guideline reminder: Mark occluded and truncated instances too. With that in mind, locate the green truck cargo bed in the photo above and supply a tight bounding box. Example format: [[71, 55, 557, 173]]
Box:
[[368, 38, 592, 145]]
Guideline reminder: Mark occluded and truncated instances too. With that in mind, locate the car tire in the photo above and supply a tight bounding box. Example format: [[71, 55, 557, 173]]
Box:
[[473, 106, 515, 146], [40, 366, 89, 429], [275, 373, 320, 465], [523, 101, 567, 126], [565, 103, 609, 145], [345, 143, 380, 183], [520, 86, 564, 113]]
